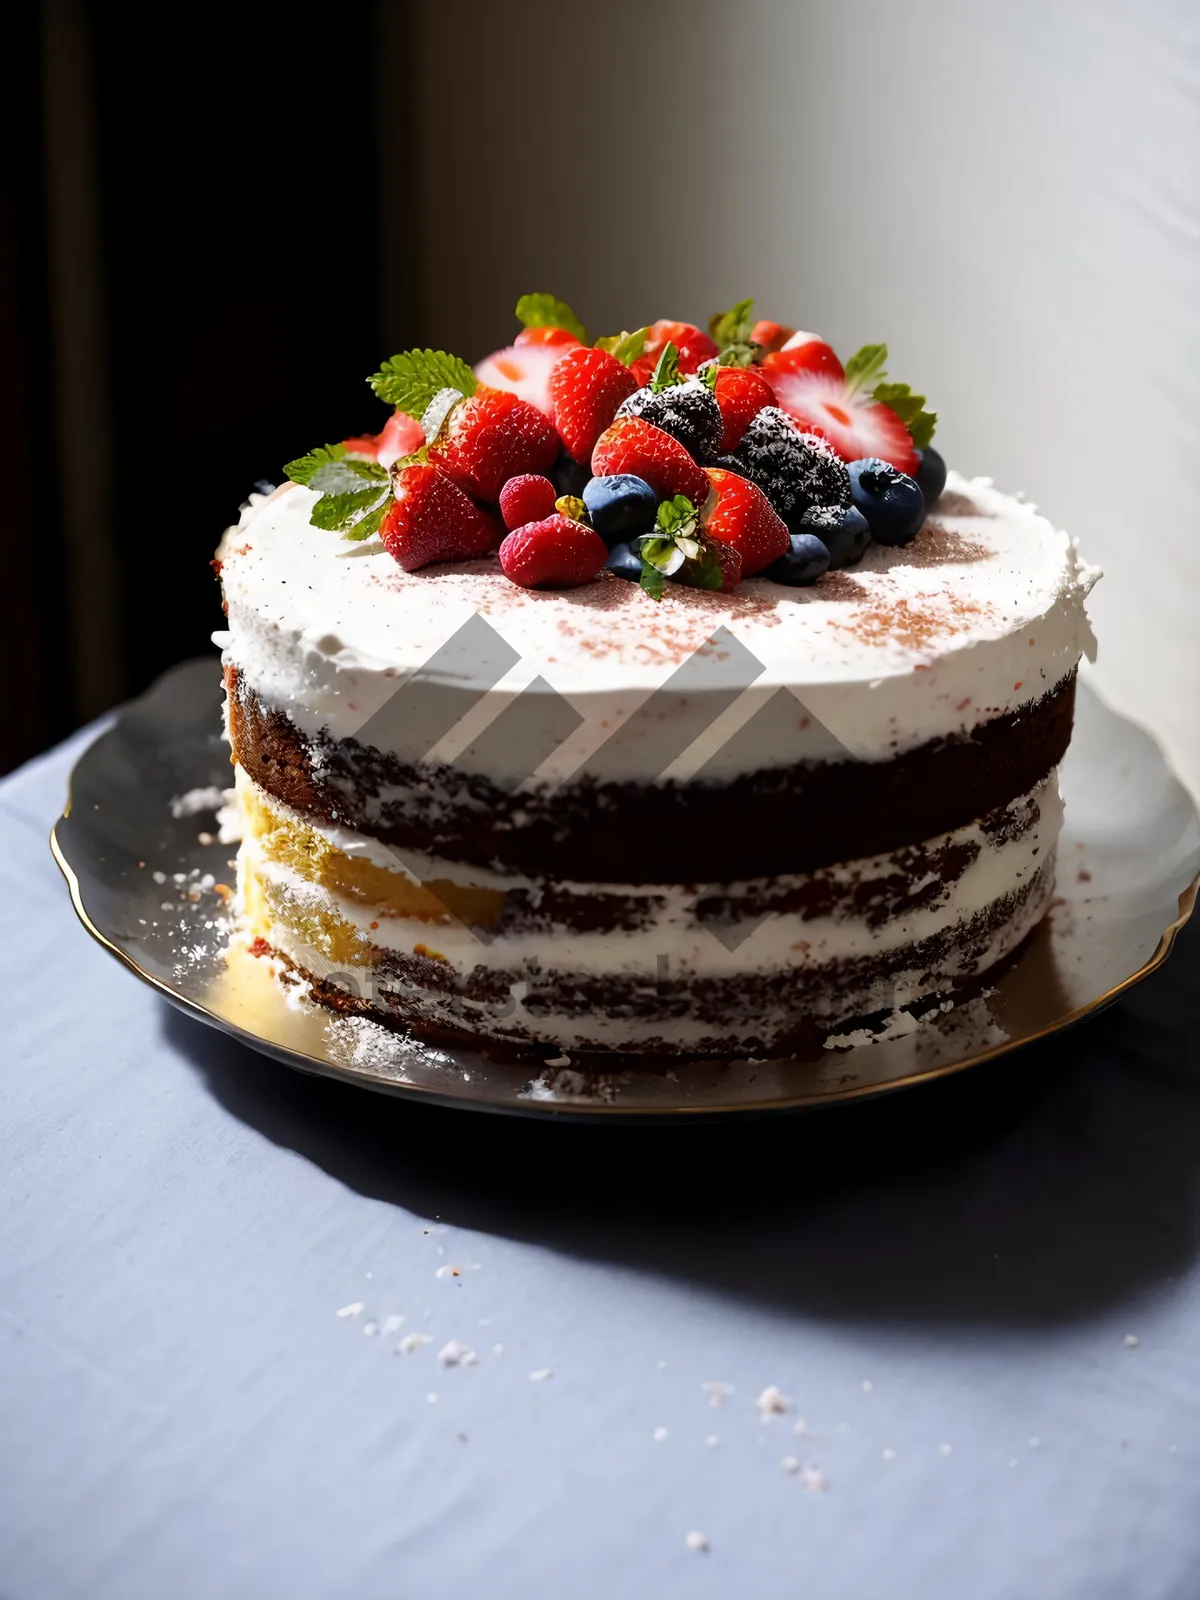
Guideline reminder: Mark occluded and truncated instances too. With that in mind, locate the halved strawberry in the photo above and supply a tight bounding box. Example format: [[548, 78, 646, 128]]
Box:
[[590, 417, 710, 505], [763, 370, 917, 472], [473, 343, 571, 418], [701, 468, 790, 576], [629, 320, 719, 385], [711, 366, 775, 452], [428, 388, 560, 502], [381, 465, 499, 571], [750, 319, 794, 354], [762, 334, 844, 385], [514, 326, 582, 350], [548, 346, 639, 463], [343, 410, 425, 467]]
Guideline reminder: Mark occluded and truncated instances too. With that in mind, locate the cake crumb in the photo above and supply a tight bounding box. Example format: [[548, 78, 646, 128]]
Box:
[[705, 1435, 720, 1448], [397, 1332, 432, 1354], [1123, 1334, 1140, 1348], [437, 1340, 475, 1368], [757, 1385, 790, 1420], [653, 1427, 668, 1443], [336, 1302, 365, 1319], [702, 1380, 733, 1408], [426, 1392, 438, 1404], [529, 1368, 553, 1382], [861, 1379, 874, 1393], [435, 1264, 461, 1279], [938, 1443, 953, 1456], [800, 1466, 828, 1493], [781, 1455, 801, 1475], [685, 1530, 709, 1554]]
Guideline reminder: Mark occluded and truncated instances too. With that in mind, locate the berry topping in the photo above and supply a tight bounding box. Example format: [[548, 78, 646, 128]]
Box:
[[473, 343, 569, 419], [763, 532, 831, 587], [591, 416, 710, 505], [914, 445, 948, 507], [427, 388, 559, 502], [343, 409, 425, 467], [798, 503, 871, 569], [514, 292, 589, 345], [550, 451, 593, 499], [750, 319, 795, 354], [381, 465, 499, 571], [763, 332, 845, 381], [514, 326, 582, 349], [629, 320, 719, 385], [499, 473, 558, 531], [498, 513, 608, 589], [768, 370, 918, 472], [847, 458, 926, 546], [582, 473, 657, 546], [711, 365, 774, 452], [736, 407, 850, 518], [701, 467, 791, 576], [616, 369, 723, 461], [548, 346, 640, 463], [605, 541, 644, 581]]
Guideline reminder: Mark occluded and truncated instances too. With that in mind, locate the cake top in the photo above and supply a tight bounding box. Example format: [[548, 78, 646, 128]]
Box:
[[269, 292, 946, 600]]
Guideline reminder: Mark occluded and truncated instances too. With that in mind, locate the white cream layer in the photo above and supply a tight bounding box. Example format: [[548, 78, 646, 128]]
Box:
[[216, 474, 1098, 785], [240, 771, 1062, 979]]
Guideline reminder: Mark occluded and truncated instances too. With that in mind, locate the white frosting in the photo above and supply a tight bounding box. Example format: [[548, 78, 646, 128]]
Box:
[[216, 474, 1098, 784]]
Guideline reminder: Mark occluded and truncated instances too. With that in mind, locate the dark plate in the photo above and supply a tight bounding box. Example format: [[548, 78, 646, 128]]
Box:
[[52, 659, 1200, 1119]]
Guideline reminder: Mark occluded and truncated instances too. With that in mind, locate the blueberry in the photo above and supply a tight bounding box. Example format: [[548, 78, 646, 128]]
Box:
[[736, 407, 850, 517], [616, 381, 723, 461], [550, 451, 593, 498], [847, 458, 925, 546], [763, 532, 831, 587], [605, 541, 644, 581], [583, 474, 658, 547], [914, 446, 947, 507], [797, 504, 871, 568]]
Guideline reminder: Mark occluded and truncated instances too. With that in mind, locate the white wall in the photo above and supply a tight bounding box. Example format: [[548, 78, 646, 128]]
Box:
[[406, 0, 1200, 794]]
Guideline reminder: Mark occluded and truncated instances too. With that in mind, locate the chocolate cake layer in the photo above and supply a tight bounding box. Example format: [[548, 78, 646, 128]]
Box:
[[228, 664, 1075, 884]]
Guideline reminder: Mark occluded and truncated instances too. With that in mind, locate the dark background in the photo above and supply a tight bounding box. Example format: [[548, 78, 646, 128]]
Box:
[[3, 0, 406, 774]]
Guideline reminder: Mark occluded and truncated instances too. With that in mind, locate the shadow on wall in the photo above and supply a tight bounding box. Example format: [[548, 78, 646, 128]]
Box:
[[168, 912, 1200, 1333]]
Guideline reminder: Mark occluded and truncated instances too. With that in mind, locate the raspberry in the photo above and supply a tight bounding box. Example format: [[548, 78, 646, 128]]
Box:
[[498, 474, 558, 531], [498, 514, 609, 590]]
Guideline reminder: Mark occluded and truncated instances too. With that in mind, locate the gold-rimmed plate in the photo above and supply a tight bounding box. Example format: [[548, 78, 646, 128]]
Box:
[[52, 659, 1199, 1119]]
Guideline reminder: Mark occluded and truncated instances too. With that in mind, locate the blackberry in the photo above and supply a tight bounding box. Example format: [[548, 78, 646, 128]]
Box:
[[736, 407, 850, 518], [616, 381, 723, 462]]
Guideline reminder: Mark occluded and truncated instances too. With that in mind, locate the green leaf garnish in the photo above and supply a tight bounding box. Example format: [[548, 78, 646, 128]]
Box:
[[655, 494, 698, 537], [309, 487, 388, 532], [874, 381, 938, 450], [638, 559, 665, 600], [284, 442, 348, 486], [368, 349, 477, 414], [701, 363, 719, 391], [515, 293, 588, 344], [595, 326, 649, 365], [308, 457, 388, 496], [709, 297, 760, 367], [341, 499, 389, 543], [843, 343, 889, 395], [649, 343, 681, 392]]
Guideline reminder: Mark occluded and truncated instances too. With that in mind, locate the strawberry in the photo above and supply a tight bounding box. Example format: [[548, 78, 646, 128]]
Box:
[[427, 388, 560, 501], [499, 514, 609, 589], [514, 326, 582, 350], [701, 468, 790, 576], [750, 319, 795, 354], [591, 417, 711, 505], [548, 346, 639, 463], [762, 334, 845, 385], [629, 319, 719, 385], [343, 409, 425, 467], [381, 465, 499, 571], [764, 368, 918, 472], [498, 473, 558, 531], [701, 533, 743, 593], [473, 343, 571, 418], [711, 366, 774, 452]]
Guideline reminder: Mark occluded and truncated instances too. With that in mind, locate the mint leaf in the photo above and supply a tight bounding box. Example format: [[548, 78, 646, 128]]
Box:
[[514, 293, 588, 343], [309, 486, 387, 533], [844, 343, 889, 395], [701, 362, 719, 391], [709, 297, 754, 347], [655, 495, 697, 537], [368, 349, 477, 414], [595, 326, 649, 365], [874, 381, 937, 449], [650, 343, 681, 392], [285, 442, 347, 486], [342, 499, 389, 543], [639, 559, 665, 600], [308, 457, 388, 496]]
